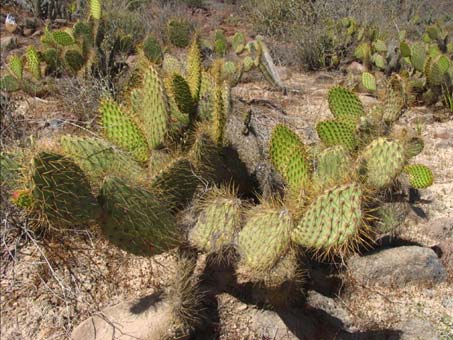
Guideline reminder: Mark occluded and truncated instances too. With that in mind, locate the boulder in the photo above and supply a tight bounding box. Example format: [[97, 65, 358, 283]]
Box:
[[348, 246, 447, 288]]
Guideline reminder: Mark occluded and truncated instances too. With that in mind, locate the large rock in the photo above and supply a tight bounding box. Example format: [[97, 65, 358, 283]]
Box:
[[348, 246, 447, 288], [399, 217, 453, 246]]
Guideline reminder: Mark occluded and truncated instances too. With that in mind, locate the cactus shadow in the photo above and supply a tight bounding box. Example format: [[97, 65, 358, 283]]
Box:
[[129, 291, 163, 315], [276, 306, 403, 340]]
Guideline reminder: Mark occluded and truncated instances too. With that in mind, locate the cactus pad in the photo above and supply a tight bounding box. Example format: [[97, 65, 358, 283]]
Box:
[[327, 86, 364, 119], [237, 207, 293, 274], [410, 43, 426, 73], [52, 30, 75, 46], [187, 36, 202, 102], [359, 138, 405, 189], [138, 66, 169, 149], [29, 152, 100, 226], [362, 72, 376, 91], [316, 119, 358, 151], [8, 55, 23, 80], [143, 36, 163, 64], [167, 19, 192, 48], [313, 145, 351, 190], [403, 164, 433, 189], [189, 195, 242, 253], [0, 75, 20, 92], [170, 73, 197, 119], [60, 135, 144, 187], [89, 0, 101, 20], [64, 49, 85, 72], [26, 46, 41, 80], [291, 183, 363, 253], [150, 158, 199, 211], [100, 177, 181, 256], [100, 98, 150, 162]]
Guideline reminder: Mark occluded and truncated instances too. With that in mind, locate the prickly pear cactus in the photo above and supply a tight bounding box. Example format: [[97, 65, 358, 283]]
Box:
[[64, 49, 85, 72], [99, 98, 150, 162], [170, 73, 197, 119], [313, 145, 351, 190], [269, 125, 309, 185], [291, 183, 363, 253], [189, 190, 242, 253], [187, 36, 202, 102], [52, 30, 75, 46], [362, 72, 376, 91], [410, 43, 426, 73], [100, 177, 181, 256], [167, 19, 192, 48], [8, 55, 23, 80], [89, 0, 102, 20], [26, 46, 41, 80], [316, 119, 358, 151], [403, 164, 433, 189], [150, 157, 199, 211], [143, 36, 163, 64], [232, 32, 246, 54], [137, 66, 170, 149], [328, 86, 364, 119], [59, 135, 144, 187], [359, 138, 405, 189], [237, 206, 293, 277], [28, 152, 100, 226], [382, 76, 405, 123]]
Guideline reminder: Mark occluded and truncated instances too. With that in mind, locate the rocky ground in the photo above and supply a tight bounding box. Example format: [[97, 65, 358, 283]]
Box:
[[1, 2, 453, 340]]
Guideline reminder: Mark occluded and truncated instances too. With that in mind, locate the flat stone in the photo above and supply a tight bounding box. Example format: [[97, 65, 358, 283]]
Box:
[[348, 246, 447, 288], [23, 28, 34, 37]]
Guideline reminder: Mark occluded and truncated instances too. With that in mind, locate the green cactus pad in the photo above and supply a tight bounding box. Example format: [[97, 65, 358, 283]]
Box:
[[0, 75, 20, 92], [143, 36, 163, 64], [426, 55, 450, 86], [150, 158, 199, 211], [400, 41, 411, 58], [171, 73, 197, 119], [214, 30, 228, 56], [148, 150, 172, 177], [187, 36, 202, 102], [382, 76, 405, 122], [270, 125, 304, 175], [64, 49, 85, 72], [100, 177, 181, 256], [52, 30, 75, 46], [359, 138, 405, 189], [313, 145, 351, 190], [403, 164, 433, 189], [0, 151, 23, 187], [316, 119, 358, 151], [60, 135, 144, 187], [167, 19, 192, 48], [29, 152, 100, 226], [89, 0, 101, 20], [237, 206, 293, 274], [410, 43, 426, 73], [42, 48, 59, 70], [354, 42, 371, 64], [73, 21, 92, 40], [138, 65, 169, 149], [8, 55, 23, 80], [100, 98, 150, 162], [243, 56, 255, 72], [26, 46, 41, 80], [372, 53, 386, 69], [291, 183, 363, 252], [327, 86, 364, 119], [362, 72, 376, 91], [212, 62, 226, 146], [232, 32, 246, 54], [189, 194, 242, 253]]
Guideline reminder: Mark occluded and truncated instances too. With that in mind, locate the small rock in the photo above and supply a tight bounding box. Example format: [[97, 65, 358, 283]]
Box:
[[435, 238, 453, 274], [348, 246, 447, 288], [23, 28, 34, 37], [54, 18, 67, 25], [0, 36, 17, 51], [32, 30, 42, 38]]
